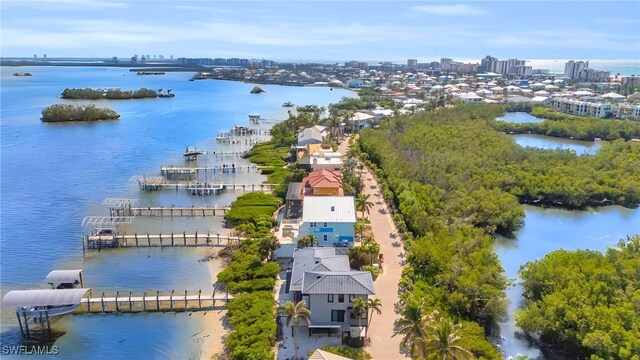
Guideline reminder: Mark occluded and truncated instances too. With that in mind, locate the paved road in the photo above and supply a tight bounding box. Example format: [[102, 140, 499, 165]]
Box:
[[339, 139, 408, 359]]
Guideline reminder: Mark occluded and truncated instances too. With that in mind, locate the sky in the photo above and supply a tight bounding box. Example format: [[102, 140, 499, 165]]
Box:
[[1, 0, 639, 62]]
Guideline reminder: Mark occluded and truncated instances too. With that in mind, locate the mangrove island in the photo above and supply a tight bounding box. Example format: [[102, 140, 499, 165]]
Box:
[[41, 104, 120, 122], [250, 86, 265, 94], [61, 88, 174, 100]]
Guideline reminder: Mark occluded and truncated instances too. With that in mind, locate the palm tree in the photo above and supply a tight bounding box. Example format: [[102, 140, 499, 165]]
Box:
[[365, 298, 382, 337], [355, 193, 374, 220], [297, 235, 319, 249], [354, 220, 366, 242], [393, 298, 429, 359], [424, 311, 473, 360], [352, 297, 367, 340], [277, 300, 311, 360]]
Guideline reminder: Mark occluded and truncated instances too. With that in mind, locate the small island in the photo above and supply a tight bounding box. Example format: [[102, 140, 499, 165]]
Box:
[[61, 88, 174, 100], [13, 72, 32, 77], [250, 86, 265, 94], [41, 104, 120, 122]]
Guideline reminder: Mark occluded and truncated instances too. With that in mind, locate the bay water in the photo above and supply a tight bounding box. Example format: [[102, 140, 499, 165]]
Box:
[[0, 66, 351, 359]]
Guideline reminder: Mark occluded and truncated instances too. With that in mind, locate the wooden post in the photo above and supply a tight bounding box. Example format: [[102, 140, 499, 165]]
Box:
[[45, 311, 51, 331], [217, 233, 220, 244], [101, 292, 105, 312], [16, 312, 24, 336], [184, 290, 188, 309], [206, 231, 210, 246], [171, 233, 174, 246], [156, 290, 160, 311], [195, 231, 198, 246], [115, 291, 120, 312], [135, 234, 139, 247], [143, 292, 146, 311], [129, 291, 132, 312], [87, 289, 92, 312], [183, 231, 186, 246], [170, 289, 174, 311], [159, 234, 163, 248], [82, 235, 85, 254], [23, 312, 30, 337], [198, 290, 202, 308], [147, 233, 151, 247]]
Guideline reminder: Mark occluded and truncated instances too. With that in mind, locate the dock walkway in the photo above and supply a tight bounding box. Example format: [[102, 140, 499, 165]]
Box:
[[78, 289, 233, 313], [112, 206, 230, 217], [84, 232, 246, 250]]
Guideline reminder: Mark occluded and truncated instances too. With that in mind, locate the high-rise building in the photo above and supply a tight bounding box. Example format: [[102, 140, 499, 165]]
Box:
[[621, 76, 640, 94], [479, 55, 498, 73], [33, 54, 37, 59], [131, 55, 138, 63], [43, 54, 47, 59], [564, 60, 589, 79], [407, 58, 418, 68]]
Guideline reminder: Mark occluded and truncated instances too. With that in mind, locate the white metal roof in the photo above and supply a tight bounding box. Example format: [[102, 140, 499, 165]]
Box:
[[302, 196, 355, 223], [302, 271, 374, 295], [46, 270, 82, 284], [309, 349, 352, 360], [2, 289, 90, 307]]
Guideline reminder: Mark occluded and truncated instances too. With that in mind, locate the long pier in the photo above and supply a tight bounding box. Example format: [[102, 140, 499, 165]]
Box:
[[112, 206, 230, 217], [84, 232, 246, 250], [78, 289, 233, 313], [137, 181, 278, 194], [160, 165, 260, 174]]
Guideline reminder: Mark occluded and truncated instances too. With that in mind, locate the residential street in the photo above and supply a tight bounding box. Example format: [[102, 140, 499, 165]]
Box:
[[338, 139, 408, 359]]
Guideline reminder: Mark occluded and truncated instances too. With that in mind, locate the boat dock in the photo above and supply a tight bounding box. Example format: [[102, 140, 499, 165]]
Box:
[[84, 231, 246, 250], [136, 179, 278, 194], [78, 289, 232, 314], [111, 206, 230, 217]]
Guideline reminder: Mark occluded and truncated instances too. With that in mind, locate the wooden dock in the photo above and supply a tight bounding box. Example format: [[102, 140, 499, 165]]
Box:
[[160, 165, 260, 175], [77, 289, 233, 313], [111, 206, 230, 217], [84, 232, 246, 250], [137, 180, 278, 194]]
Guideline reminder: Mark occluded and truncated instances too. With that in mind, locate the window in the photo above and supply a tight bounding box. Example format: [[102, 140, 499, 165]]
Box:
[[331, 310, 345, 322], [338, 294, 344, 303], [310, 222, 317, 228], [349, 294, 355, 302], [323, 235, 328, 242], [328, 294, 334, 303], [323, 222, 328, 228]]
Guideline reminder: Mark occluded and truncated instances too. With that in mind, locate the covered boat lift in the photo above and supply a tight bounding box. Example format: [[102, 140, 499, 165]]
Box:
[[45, 269, 84, 289], [2, 288, 90, 337]]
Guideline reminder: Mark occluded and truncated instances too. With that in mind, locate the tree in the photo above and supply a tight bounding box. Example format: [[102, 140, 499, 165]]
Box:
[[297, 235, 319, 249], [356, 193, 374, 220], [424, 311, 473, 360], [354, 220, 366, 242], [365, 298, 382, 338], [277, 300, 311, 360], [393, 298, 429, 359], [351, 298, 367, 340], [158, 88, 163, 95]]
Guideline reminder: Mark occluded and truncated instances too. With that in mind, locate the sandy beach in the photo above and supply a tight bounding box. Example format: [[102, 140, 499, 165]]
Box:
[[195, 248, 229, 360]]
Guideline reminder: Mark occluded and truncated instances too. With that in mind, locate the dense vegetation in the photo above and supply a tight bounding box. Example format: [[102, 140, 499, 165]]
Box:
[[219, 193, 282, 359], [517, 235, 640, 359], [60, 87, 166, 100], [223, 192, 282, 228], [41, 104, 120, 122], [491, 106, 640, 141], [355, 103, 640, 358]]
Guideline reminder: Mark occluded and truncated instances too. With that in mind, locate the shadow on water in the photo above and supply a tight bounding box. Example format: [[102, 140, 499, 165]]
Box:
[[0, 326, 67, 348]]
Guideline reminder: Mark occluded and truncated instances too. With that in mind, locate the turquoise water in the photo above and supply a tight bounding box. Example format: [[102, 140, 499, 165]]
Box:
[[0, 66, 351, 358], [497, 112, 543, 123], [495, 206, 640, 358], [511, 134, 600, 155]]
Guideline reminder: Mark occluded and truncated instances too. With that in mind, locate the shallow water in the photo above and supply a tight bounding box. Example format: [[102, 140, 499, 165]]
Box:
[[494, 205, 640, 358], [497, 112, 542, 123], [0, 66, 351, 358], [510, 133, 600, 155]]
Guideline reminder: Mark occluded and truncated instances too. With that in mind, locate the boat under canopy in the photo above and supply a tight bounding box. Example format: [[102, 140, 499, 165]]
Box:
[[45, 269, 84, 288]]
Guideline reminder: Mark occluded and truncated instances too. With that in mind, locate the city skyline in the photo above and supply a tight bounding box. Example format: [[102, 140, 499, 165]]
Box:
[[1, 0, 639, 61]]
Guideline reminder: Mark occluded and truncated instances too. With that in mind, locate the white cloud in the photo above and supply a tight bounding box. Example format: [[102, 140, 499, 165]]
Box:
[[412, 4, 487, 16]]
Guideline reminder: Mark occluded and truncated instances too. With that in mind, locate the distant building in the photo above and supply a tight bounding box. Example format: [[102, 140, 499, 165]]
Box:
[[479, 55, 528, 75], [621, 76, 640, 95], [43, 54, 46, 59], [616, 103, 640, 120], [407, 58, 418, 68], [131, 55, 138, 63], [579, 69, 610, 82], [564, 60, 589, 79], [553, 98, 615, 118]]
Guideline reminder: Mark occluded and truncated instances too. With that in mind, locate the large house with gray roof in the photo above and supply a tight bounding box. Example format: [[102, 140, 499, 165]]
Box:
[[286, 247, 375, 339]]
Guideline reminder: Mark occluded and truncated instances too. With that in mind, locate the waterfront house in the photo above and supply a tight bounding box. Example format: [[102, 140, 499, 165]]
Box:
[[287, 247, 375, 339], [349, 112, 375, 131], [298, 196, 355, 246], [302, 169, 344, 197], [298, 125, 329, 146], [299, 149, 343, 172]]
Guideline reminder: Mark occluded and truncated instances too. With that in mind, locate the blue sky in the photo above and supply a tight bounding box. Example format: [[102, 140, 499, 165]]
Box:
[[1, 1, 639, 61]]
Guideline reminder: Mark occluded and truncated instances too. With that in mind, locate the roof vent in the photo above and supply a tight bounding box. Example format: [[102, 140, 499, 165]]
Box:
[[316, 275, 322, 279], [331, 206, 335, 212]]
